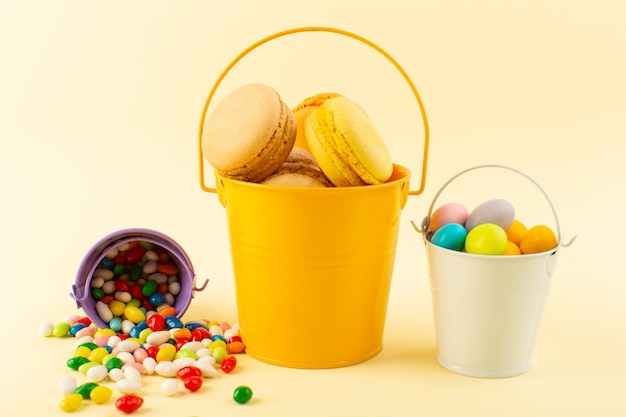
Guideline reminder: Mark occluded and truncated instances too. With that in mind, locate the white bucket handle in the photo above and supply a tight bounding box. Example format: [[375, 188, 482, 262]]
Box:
[[415, 164, 576, 248]]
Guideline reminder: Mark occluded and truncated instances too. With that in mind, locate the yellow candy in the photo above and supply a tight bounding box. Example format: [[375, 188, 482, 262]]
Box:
[[88, 347, 109, 364], [74, 346, 92, 359], [94, 328, 116, 337], [139, 328, 153, 343], [156, 343, 177, 362], [124, 306, 146, 324], [59, 393, 83, 412], [89, 385, 113, 404], [109, 300, 126, 317], [209, 340, 227, 352], [127, 298, 141, 308]]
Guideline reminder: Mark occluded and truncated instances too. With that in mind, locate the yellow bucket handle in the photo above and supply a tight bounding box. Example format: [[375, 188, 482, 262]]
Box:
[[413, 164, 577, 248], [198, 26, 430, 195]]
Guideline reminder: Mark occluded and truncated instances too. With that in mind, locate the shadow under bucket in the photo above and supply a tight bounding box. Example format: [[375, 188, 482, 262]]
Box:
[[216, 165, 410, 368]]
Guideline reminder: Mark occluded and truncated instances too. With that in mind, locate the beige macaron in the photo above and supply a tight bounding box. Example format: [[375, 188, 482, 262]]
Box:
[[201, 83, 297, 183], [261, 147, 333, 187]]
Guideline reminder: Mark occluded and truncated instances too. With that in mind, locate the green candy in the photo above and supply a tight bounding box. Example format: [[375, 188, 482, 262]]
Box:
[[67, 356, 91, 371], [233, 386, 253, 404], [141, 280, 157, 297], [129, 264, 142, 280], [91, 288, 105, 300], [105, 357, 123, 371], [53, 322, 71, 338], [75, 382, 99, 399], [76, 342, 98, 351], [113, 263, 126, 276]]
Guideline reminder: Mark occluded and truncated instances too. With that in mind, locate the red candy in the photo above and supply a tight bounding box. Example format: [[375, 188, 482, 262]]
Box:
[[114, 280, 130, 292], [156, 263, 178, 276], [177, 366, 202, 380], [220, 356, 237, 373], [115, 394, 143, 413], [125, 247, 145, 264], [191, 328, 211, 342], [147, 314, 165, 331], [183, 376, 203, 392]]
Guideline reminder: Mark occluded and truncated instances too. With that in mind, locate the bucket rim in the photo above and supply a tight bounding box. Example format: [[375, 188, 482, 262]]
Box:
[[423, 237, 560, 260], [214, 163, 410, 193]]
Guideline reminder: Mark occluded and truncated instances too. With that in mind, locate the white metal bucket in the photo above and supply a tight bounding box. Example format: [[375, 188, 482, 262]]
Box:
[[414, 164, 574, 378]]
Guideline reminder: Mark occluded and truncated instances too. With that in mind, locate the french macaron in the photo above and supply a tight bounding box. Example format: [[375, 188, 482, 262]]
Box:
[[261, 147, 333, 187], [292, 93, 340, 152], [304, 96, 393, 187], [201, 83, 297, 183]]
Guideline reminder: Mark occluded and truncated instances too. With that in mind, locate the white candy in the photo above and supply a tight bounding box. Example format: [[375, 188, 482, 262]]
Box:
[[145, 250, 159, 262], [161, 379, 178, 396], [146, 330, 171, 346], [121, 320, 134, 335], [114, 291, 132, 303], [116, 379, 141, 394], [116, 351, 135, 364], [117, 243, 129, 252], [58, 376, 77, 396], [123, 367, 142, 382], [194, 361, 218, 378], [195, 348, 211, 358], [209, 325, 223, 336], [86, 365, 108, 382], [164, 293, 175, 305], [180, 341, 204, 352], [142, 261, 157, 274], [196, 355, 216, 367], [173, 357, 196, 368], [223, 328, 239, 341], [149, 272, 168, 284], [38, 321, 54, 337], [117, 340, 141, 353], [142, 357, 156, 375], [108, 368, 124, 382], [96, 301, 113, 322], [74, 336, 94, 348], [90, 276, 104, 289], [107, 335, 122, 348], [168, 282, 181, 296], [93, 267, 114, 280], [102, 280, 116, 294], [155, 361, 181, 378]]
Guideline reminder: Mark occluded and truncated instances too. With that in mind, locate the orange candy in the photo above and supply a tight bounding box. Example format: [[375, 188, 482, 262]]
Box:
[[506, 220, 528, 246], [504, 241, 521, 255], [156, 263, 179, 276], [519, 225, 558, 254], [158, 306, 177, 317]]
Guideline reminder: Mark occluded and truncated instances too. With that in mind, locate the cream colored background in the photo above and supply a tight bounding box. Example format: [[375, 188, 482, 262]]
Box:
[[1, 0, 625, 415]]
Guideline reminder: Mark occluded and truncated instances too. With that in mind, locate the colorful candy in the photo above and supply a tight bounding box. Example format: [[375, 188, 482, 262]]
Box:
[[428, 199, 558, 255], [233, 385, 254, 404], [115, 394, 144, 414], [89, 241, 183, 327], [45, 313, 248, 412]]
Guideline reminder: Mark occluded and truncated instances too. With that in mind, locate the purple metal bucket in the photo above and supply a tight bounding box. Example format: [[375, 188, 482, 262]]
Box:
[[70, 228, 208, 329]]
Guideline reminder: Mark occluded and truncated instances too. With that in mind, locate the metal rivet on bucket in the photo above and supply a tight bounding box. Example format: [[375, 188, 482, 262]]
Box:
[[197, 27, 430, 369], [413, 164, 576, 378], [70, 228, 209, 329]]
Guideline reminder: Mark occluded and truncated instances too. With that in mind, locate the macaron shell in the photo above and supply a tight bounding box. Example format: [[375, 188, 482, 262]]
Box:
[[201, 83, 296, 182], [304, 96, 392, 186], [304, 110, 366, 187], [261, 147, 333, 187], [293, 93, 340, 151], [327, 97, 392, 184]]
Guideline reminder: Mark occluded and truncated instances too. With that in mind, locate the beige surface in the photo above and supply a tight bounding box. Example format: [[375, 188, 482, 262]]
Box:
[[1, 1, 625, 415]]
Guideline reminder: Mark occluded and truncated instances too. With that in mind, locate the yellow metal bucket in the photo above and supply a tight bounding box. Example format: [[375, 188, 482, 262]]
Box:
[[198, 27, 429, 368]]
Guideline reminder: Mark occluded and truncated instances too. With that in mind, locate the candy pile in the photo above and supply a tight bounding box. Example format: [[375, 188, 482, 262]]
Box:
[[40, 311, 250, 413], [88, 240, 184, 329], [428, 199, 558, 255]]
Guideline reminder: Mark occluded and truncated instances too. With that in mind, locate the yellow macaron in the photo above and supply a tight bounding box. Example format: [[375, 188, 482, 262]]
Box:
[[292, 93, 340, 152], [304, 96, 393, 187]]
